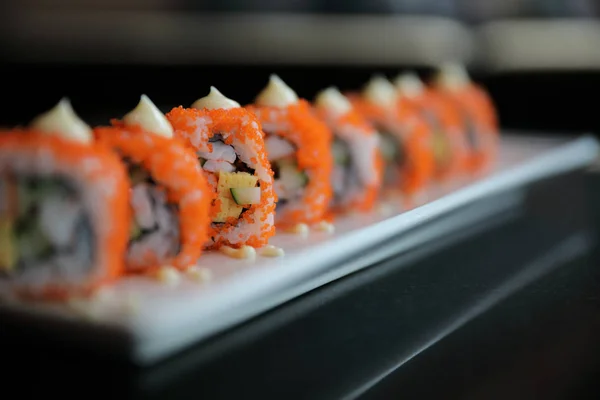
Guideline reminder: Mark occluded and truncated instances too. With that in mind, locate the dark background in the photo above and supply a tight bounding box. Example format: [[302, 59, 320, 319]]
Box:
[[2, 64, 600, 136], [2, 0, 600, 135]]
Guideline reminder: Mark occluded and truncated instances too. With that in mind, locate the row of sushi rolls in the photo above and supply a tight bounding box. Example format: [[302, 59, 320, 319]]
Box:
[[0, 63, 499, 303]]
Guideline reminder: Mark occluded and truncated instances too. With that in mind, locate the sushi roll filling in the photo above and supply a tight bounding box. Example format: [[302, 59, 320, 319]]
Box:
[[264, 133, 308, 210], [464, 117, 480, 150], [422, 111, 452, 169], [199, 134, 256, 176], [331, 137, 361, 203], [201, 134, 260, 224], [124, 160, 181, 264], [0, 173, 95, 280], [431, 130, 451, 169], [376, 128, 404, 185]]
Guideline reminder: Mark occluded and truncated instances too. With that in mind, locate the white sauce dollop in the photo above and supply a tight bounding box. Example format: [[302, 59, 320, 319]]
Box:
[[30, 98, 93, 144], [220, 245, 257, 260], [362, 75, 398, 109], [155, 265, 181, 285], [255, 74, 299, 108], [285, 223, 309, 236], [123, 94, 174, 138], [314, 221, 335, 234], [259, 245, 285, 258], [186, 266, 213, 283], [192, 86, 241, 110], [393, 72, 425, 98], [315, 86, 352, 116], [435, 62, 470, 90]]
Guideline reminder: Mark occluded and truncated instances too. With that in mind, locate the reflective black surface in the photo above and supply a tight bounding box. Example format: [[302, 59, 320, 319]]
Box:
[[2, 168, 599, 399]]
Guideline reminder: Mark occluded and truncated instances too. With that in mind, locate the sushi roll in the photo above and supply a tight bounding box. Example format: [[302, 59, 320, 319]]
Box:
[[433, 63, 499, 174], [393, 72, 468, 182], [314, 87, 383, 213], [0, 99, 130, 300], [246, 75, 333, 228], [166, 87, 276, 249], [94, 95, 211, 272], [347, 75, 435, 199]]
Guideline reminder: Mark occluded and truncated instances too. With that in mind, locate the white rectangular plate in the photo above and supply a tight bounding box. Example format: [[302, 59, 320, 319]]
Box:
[[1, 133, 598, 365]]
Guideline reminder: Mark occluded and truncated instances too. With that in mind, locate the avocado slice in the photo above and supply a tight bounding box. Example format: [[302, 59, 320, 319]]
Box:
[[213, 171, 258, 222]]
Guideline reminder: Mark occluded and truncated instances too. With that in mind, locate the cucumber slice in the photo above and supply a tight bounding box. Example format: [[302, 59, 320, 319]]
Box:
[[378, 132, 398, 161], [279, 163, 308, 191], [300, 171, 309, 186], [130, 221, 142, 240], [18, 227, 52, 261], [275, 157, 297, 168], [332, 140, 350, 165], [230, 187, 261, 205], [17, 183, 34, 218]]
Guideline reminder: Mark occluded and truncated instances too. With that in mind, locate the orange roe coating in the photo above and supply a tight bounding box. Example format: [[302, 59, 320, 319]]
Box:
[[166, 106, 276, 248], [95, 123, 211, 271], [346, 93, 435, 198], [315, 106, 384, 214], [453, 84, 499, 134], [401, 89, 469, 182], [0, 131, 130, 301], [434, 83, 499, 174], [246, 100, 333, 228]]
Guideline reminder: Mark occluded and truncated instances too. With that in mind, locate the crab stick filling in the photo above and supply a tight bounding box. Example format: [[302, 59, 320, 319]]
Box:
[[121, 96, 181, 264]]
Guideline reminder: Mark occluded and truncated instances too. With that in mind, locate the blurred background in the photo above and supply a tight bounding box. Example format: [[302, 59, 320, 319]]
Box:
[[2, 0, 600, 134]]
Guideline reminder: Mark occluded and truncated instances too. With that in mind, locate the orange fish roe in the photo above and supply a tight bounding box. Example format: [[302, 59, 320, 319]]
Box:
[[95, 123, 211, 271], [465, 84, 499, 134], [402, 89, 469, 182], [166, 106, 276, 249], [346, 93, 435, 198], [434, 84, 499, 175], [0, 131, 130, 301], [246, 100, 333, 228], [315, 106, 384, 214]]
